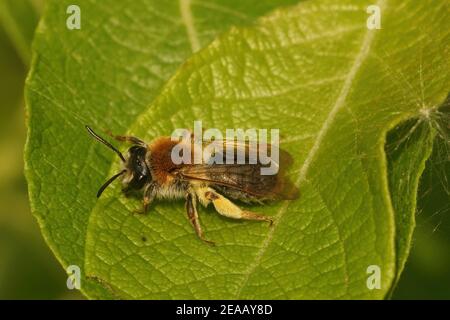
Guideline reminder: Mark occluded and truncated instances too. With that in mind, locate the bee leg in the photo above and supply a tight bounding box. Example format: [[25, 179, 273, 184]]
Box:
[[185, 192, 215, 246], [103, 129, 146, 146], [204, 189, 273, 226], [134, 183, 155, 214]]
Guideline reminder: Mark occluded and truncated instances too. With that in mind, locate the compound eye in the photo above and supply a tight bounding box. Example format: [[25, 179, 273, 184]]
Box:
[[135, 159, 142, 170]]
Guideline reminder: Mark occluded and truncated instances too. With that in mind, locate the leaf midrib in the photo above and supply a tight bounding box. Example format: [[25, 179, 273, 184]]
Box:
[[180, 0, 200, 52], [233, 0, 388, 298]]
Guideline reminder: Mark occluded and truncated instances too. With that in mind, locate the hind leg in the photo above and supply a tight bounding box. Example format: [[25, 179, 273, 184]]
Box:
[[197, 187, 273, 225]]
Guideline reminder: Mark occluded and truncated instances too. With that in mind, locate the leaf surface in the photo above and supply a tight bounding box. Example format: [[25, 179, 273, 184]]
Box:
[[25, 0, 302, 298], [83, 0, 449, 298]]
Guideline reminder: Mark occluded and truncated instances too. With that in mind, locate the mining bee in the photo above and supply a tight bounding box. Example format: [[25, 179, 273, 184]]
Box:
[[86, 125, 298, 245]]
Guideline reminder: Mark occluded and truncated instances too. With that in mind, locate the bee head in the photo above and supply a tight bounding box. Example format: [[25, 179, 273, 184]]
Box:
[[122, 145, 151, 192], [86, 125, 151, 198]]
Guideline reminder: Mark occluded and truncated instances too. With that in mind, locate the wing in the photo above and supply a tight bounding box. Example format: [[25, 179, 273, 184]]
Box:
[[176, 164, 298, 200], [174, 140, 298, 200]]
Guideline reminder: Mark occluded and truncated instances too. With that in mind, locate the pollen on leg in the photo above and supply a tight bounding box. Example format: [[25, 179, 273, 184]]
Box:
[[204, 188, 273, 226]]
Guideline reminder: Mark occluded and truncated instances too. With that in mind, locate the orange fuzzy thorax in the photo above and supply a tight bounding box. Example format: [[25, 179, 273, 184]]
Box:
[[148, 137, 181, 185]]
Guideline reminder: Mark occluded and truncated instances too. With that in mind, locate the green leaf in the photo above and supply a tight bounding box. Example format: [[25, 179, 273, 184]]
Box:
[[393, 126, 450, 299], [387, 89, 449, 295], [25, 0, 303, 299], [83, 0, 449, 299], [0, 0, 43, 66], [386, 118, 437, 295]]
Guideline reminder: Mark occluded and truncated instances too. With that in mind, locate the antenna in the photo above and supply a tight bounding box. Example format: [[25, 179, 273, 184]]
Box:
[[85, 125, 126, 162], [96, 170, 126, 198]]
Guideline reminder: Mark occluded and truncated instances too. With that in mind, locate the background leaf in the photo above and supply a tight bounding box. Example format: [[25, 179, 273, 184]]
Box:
[[0, 0, 82, 299], [394, 131, 450, 299], [386, 118, 437, 294], [83, 0, 449, 299], [25, 0, 303, 299], [0, 0, 43, 66]]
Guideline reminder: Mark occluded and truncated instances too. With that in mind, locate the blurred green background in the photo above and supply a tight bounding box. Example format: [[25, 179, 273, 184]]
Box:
[[0, 0, 82, 299], [0, 0, 448, 300]]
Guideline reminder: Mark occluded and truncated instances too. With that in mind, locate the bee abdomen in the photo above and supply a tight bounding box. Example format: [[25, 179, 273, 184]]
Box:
[[213, 185, 266, 204]]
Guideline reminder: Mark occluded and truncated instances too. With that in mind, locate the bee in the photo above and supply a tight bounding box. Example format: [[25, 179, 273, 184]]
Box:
[[86, 125, 298, 245]]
